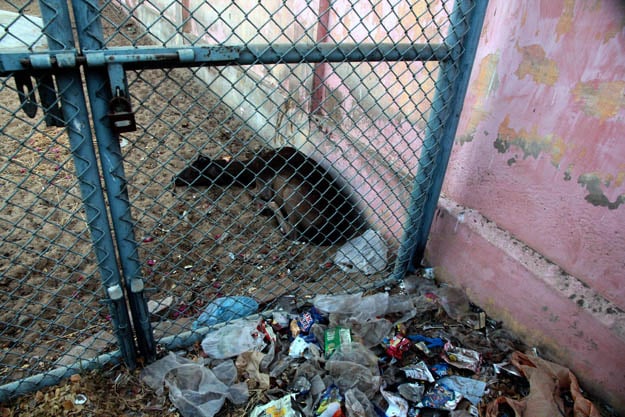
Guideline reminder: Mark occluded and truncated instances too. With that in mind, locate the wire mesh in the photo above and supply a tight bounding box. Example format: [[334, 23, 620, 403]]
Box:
[[0, 0, 136, 399], [0, 0, 481, 400], [0, 71, 118, 386], [92, 0, 474, 336]]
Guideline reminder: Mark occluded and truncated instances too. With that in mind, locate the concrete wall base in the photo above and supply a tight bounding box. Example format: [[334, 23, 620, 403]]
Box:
[[425, 196, 625, 414]]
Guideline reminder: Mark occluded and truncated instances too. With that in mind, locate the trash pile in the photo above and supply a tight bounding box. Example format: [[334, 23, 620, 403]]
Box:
[[141, 274, 602, 417]]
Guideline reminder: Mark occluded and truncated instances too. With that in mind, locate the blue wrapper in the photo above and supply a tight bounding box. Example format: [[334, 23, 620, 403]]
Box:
[[407, 334, 445, 349], [430, 363, 452, 378], [417, 382, 462, 410], [315, 384, 344, 417], [297, 306, 326, 333]]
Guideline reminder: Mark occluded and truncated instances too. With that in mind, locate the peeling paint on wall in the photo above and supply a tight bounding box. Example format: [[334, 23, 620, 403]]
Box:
[[494, 115, 564, 166], [556, 0, 575, 41], [573, 80, 625, 121], [578, 173, 625, 209], [514, 43, 559, 86], [457, 53, 500, 144], [564, 164, 574, 181]]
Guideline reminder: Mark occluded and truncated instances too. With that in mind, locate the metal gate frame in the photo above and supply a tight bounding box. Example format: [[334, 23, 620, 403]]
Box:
[[0, 0, 488, 400]]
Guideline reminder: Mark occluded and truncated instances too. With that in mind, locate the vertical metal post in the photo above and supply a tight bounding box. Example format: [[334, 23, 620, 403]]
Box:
[[311, 0, 332, 115], [37, 0, 137, 366], [70, 0, 156, 362], [391, 0, 489, 279]]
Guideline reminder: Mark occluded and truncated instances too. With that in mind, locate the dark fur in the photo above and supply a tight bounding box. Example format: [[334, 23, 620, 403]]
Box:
[[174, 147, 367, 245]]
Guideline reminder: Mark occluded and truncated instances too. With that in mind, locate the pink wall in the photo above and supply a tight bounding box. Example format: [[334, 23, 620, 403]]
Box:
[[428, 0, 625, 412], [446, 0, 625, 307]]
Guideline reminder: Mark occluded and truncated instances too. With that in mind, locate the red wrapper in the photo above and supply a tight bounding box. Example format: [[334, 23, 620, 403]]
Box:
[[386, 334, 413, 359]]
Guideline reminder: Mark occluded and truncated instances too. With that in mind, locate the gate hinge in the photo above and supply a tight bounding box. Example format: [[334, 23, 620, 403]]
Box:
[[26, 52, 79, 69]]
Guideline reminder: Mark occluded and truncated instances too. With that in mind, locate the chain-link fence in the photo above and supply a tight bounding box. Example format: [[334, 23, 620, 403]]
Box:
[[0, 0, 487, 401]]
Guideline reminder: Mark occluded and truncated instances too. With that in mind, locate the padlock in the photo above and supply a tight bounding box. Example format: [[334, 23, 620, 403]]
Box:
[[108, 94, 137, 134]]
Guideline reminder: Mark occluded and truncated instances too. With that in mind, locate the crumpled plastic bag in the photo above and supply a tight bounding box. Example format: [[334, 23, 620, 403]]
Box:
[[201, 319, 265, 359], [314, 292, 388, 319], [314, 292, 414, 322], [325, 342, 381, 397], [344, 388, 378, 417], [141, 352, 249, 417], [485, 351, 600, 417], [333, 229, 387, 275]]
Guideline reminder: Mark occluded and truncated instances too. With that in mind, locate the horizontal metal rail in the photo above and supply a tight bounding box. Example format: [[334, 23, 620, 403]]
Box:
[[0, 350, 123, 403], [0, 42, 448, 75]]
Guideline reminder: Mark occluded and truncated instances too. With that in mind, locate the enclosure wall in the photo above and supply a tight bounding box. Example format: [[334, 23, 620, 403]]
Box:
[[426, 0, 625, 413]]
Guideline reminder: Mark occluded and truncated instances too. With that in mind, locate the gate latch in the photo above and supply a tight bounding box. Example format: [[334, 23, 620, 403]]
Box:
[[107, 63, 137, 134], [108, 89, 137, 134]]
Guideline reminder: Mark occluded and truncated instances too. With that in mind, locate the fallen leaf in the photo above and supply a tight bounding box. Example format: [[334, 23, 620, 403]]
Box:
[[62, 399, 74, 410]]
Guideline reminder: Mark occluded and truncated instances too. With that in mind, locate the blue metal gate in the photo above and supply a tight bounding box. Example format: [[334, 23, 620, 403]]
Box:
[[0, 0, 487, 400]]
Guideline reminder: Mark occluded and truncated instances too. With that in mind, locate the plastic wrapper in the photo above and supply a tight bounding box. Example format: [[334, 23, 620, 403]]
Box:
[[272, 310, 291, 331], [417, 382, 463, 411], [442, 342, 482, 373], [346, 318, 393, 348], [407, 335, 445, 350], [386, 334, 412, 360], [291, 376, 312, 396], [333, 229, 388, 275], [259, 320, 277, 342], [201, 319, 266, 359], [409, 334, 443, 357], [141, 352, 249, 417], [260, 338, 277, 373], [314, 293, 366, 315], [438, 376, 486, 405], [297, 307, 324, 333], [192, 296, 258, 329], [381, 386, 409, 417], [289, 335, 314, 358], [314, 385, 344, 417], [344, 388, 378, 417], [386, 294, 417, 314], [430, 363, 452, 378], [397, 383, 425, 403], [250, 395, 301, 417], [402, 362, 435, 383], [294, 362, 327, 401], [436, 286, 471, 322], [492, 361, 522, 377], [324, 327, 351, 358], [315, 292, 389, 321]]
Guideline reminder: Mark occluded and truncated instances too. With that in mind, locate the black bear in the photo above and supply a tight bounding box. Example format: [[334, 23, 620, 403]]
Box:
[[174, 147, 367, 245]]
